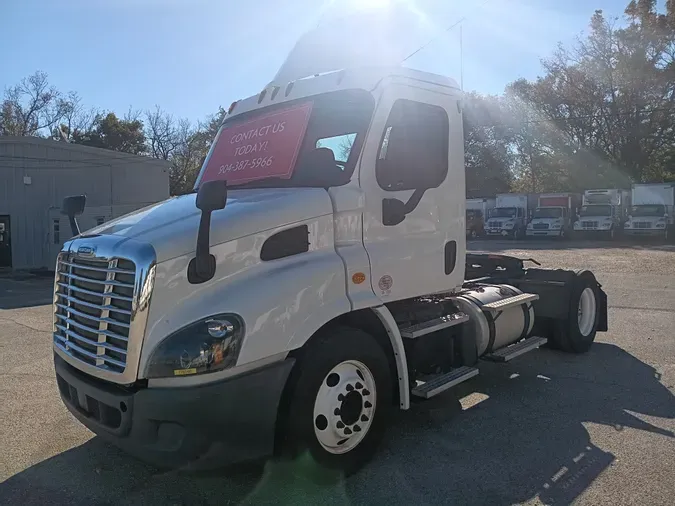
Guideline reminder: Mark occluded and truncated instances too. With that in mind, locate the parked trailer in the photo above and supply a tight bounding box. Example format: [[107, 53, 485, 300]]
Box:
[[52, 46, 608, 475], [485, 193, 529, 239], [573, 189, 630, 240], [624, 183, 675, 241], [526, 193, 581, 239]]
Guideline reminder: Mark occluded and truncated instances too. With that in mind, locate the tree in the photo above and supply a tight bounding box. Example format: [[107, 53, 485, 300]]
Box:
[[462, 93, 513, 197], [145, 106, 181, 160], [0, 71, 66, 136], [505, 1, 675, 190], [72, 112, 146, 154], [51, 91, 99, 142], [169, 108, 227, 195]]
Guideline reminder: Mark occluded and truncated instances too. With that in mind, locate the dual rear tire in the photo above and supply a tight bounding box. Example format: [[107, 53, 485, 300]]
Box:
[[549, 270, 601, 353]]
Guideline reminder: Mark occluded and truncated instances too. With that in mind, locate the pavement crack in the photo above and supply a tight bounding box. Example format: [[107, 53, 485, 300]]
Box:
[[0, 316, 51, 333]]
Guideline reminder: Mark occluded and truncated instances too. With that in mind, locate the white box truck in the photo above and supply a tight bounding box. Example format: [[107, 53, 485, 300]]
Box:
[[466, 197, 495, 238], [485, 193, 528, 238], [624, 183, 674, 240], [52, 56, 608, 474], [526, 193, 581, 239], [573, 189, 631, 240]]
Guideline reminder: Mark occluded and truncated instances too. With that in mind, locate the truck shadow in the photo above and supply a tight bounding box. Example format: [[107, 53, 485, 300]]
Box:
[[1, 343, 673, 505]]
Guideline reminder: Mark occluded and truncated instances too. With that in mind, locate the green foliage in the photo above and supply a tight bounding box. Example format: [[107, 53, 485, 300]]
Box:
[[72, 112, 146, 155]]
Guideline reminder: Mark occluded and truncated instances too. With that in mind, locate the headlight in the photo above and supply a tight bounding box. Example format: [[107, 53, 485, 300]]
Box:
[[146, 314, 245, 378], [504, 222, 514, 228], [624, 222, 631, 228], [527, 223, 533, 229], [656, 223, 666, 228], [551, 224, 561, 229], [601, 222, 611, 228], [574, 222, 581, 229]]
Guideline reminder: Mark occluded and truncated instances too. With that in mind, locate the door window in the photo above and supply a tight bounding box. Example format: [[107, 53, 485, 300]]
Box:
[[316, 133, 357, 166], [375, 99, 449, 191]]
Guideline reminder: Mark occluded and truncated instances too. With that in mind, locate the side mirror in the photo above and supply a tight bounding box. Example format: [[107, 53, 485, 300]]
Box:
[[61, 195, 86, 237], [189, 180, 227, 284]]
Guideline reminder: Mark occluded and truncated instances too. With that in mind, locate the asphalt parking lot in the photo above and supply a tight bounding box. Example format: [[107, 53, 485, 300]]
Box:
[[1, 240, 674, 505]]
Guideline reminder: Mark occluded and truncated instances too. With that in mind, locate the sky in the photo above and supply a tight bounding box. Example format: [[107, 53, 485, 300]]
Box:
[[1, 0, 639, 124]]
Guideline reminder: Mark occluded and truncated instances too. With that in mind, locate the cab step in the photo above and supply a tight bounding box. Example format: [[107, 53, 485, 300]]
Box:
[[411, 366, 479, 399], [399, 312, 469, 339], [482, 336, 548, 362], [481, 293, 539, 313]]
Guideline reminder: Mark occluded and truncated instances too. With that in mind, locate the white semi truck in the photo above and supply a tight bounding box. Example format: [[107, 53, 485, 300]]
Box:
[[484, 193, 529, 238], [624, 183, 675, 240], [52, 63, 608, 474], [526, 193, 580, 239], [573, 189, 630, 240]]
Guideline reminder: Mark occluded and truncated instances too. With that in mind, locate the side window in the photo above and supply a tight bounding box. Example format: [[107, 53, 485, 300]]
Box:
[[562, 208, 567, 217], [53, 219, 60, 244], [376, 99, 449, 191], [316, 133, 357, 165]]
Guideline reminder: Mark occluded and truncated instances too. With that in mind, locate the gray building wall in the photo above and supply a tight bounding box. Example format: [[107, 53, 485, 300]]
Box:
[[0, 137, 170, 269]]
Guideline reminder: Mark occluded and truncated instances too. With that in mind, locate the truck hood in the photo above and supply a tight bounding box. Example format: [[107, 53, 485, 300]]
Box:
[[82, 188, 333, 262]]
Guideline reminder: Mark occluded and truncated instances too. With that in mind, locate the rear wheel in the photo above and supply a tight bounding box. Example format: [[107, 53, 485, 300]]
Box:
[[278, 327, 392, 475], [549, 270, 600, 353]]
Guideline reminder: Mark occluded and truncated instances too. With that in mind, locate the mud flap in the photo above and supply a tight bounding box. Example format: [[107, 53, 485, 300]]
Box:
[[596, 285, 608, 332]]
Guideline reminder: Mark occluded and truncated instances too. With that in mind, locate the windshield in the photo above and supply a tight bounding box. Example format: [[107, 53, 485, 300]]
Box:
[[198, 89, 374, 189], [632, 204, 665, 217], [491, 207, 517, 218], [533, 207, 562, 219], [580, 205, 611, 217]]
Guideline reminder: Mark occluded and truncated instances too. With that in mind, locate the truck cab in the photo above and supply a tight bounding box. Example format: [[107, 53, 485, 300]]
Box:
[[624, 183, 674, 240], [51, 57, 607, 474], [485, 194, 528, 238], [573, 189, 629, 239], [526, 193, 579, 239]]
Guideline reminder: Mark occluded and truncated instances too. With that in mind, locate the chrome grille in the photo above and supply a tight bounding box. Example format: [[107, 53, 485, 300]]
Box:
[[533, 223, 549, 230], [634, 222, 650, 229], [582, 221, 599, 228], [54, 255, 137, 373], [489, 221, 503, 228]]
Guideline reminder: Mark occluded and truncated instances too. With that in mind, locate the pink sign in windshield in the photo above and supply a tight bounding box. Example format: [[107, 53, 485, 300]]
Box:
[[200, 102, 313, 185]]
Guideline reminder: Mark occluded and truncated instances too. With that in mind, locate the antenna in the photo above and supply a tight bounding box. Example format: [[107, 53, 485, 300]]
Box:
[[401, 0, 490, 66], [460, 24, 464, 91]]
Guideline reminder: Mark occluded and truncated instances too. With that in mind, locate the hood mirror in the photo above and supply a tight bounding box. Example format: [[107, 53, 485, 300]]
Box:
[[189, 180, 228, 284], [61, 195, 86, 237]]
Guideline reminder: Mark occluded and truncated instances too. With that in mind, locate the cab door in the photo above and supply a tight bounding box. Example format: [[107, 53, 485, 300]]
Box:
[[360, 80, 465, 301]]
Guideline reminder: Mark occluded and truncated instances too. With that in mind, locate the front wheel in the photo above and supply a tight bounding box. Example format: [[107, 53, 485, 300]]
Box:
[[278, 327, 392, 475]]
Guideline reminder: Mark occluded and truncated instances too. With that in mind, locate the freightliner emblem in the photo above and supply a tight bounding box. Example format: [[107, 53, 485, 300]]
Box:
[[77, 246, 96, 257]]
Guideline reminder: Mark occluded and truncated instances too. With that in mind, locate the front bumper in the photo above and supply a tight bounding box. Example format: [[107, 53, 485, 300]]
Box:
[[526, 229, 562, 237], [486, 229, 513, 236], [54, 354, 295, 469], [624, 228, 665, 236]]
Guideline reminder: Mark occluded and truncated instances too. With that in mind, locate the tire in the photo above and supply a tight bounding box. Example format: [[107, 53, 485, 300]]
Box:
[[559, 228, 567, 240], [608, 227, 616, 241], [549, 270, 600, 353], [469, 228, 478, 239], [278, 327, 392, 476]]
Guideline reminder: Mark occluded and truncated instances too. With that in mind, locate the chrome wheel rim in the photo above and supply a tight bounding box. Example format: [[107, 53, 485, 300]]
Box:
[[313, 360, 376, 455], [577, 287, 597, 337]]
